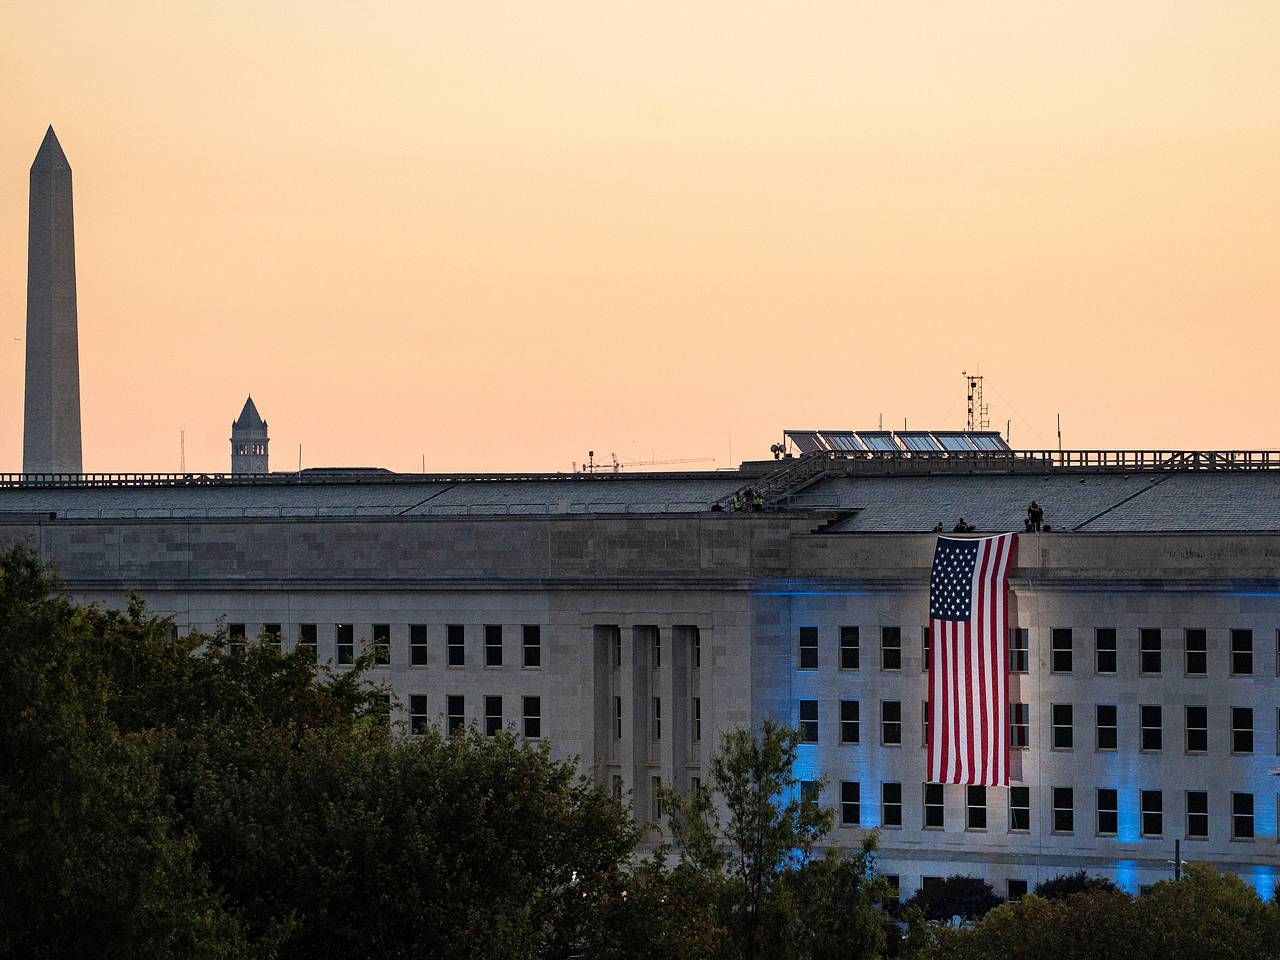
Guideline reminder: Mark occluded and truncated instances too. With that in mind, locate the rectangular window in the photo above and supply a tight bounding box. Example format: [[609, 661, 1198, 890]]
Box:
[[922, 699, 930, 748], [1231, 629, 1254, 676], [264, 623, 282, 650], [882, 782, 903, 827], [1009, 628, 1029, 673], [653, 777, 663, 821], [652, 632, 661, 670], [883, 875, 901, 903], [799, 700, 819, 743], [1053, 787, 1074, 833], [613, 696, 622, 740], [1009, 786, 1030, 832], [922, 626, 930, 672], [692, 628, 701, 670], [1007, 879, 1028, 902], [1185, 628, 1207, 676], [690, 776, 702, 796], [653, 697, 662, 741], [1141, 790, 1163, 837], [447, 624, 465, 666], [1186, 790, 1208, 839], [881, 626, 901, 670], [1095, 628, 1117, 674], [611, 775, 623, 802], [409, 694, 428, 735], [484, 624, 503, 667], [522, 625, 541, 668], [1140, 628, 1162, 675], [298, 623, 317, 663], [1051, 628, 1073, 673], [1232, 707, 1254, 754], [839, 626, 860, 669], [924, 782, 944, 828], [484, 695, 502, 736], [523, 696, 542, 739], [692, 698, 702, 742], [1140, 705, 1162, 751], [446, 694, 465, 735], [373, 623, 391, 665], [229, 623, 246, 657], [798, 626, 818, 669], [410, 624, 428, 666], [801, 780, 820, 804], [1096, 705, 1118, 751], [966, 785, 987, 830], [1232, 792, 1254, 840], [841, 781, 860, 826], [613, 630, 622, 668], [1097, 789, 1118, 836], [840, 699, 860, 744], [1010, 702, 1030, 749], [881, 700, 902, 746], [335, 623, 353, 665], [1186, 706, 1208, 753], [1052, 704, 1074, 750]]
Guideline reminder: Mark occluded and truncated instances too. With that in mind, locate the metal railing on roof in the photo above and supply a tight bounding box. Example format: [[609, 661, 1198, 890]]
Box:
[[0, 470, 731, 490]]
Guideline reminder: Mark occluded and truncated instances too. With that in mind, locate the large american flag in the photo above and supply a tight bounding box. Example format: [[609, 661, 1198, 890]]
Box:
[[927, 532, 1017, 786]]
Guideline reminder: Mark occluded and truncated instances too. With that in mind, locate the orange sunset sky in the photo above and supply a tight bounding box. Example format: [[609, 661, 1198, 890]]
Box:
[[2, 2, 1278, 474]]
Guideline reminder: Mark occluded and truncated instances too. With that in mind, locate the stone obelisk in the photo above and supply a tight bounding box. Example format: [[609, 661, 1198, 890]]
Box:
[[23, 126, 83, 475]]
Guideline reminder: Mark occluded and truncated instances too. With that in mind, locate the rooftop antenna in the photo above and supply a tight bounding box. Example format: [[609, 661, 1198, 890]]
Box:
[[298, 443, 302, 474], [1057, 414, 1063, 454], [1006, 419, 1011, 444], [179, 430, 185, 473], [962, 370, 990, 431]]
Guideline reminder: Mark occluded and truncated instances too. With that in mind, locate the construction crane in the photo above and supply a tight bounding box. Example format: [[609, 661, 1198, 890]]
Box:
[[611, 454, 714, 473]]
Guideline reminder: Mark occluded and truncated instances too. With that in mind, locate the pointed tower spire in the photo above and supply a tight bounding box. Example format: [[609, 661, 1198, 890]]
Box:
[[230, 395, 269, 474], [23, 124, 82, 474]]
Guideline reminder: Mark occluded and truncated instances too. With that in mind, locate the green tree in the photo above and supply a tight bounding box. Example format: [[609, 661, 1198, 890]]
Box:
[[1033, 869, 1120, 901], [904, 875, 1000, 924]]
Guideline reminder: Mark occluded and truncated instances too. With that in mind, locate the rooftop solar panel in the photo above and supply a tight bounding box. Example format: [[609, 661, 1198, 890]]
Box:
[[785, 431, 827, 454], [934, 433, 978, 452], [820, 431, 863, 452], [969, 432, 1011, 451], [857, 431, 901, 452], [897, 432, 943, 452]]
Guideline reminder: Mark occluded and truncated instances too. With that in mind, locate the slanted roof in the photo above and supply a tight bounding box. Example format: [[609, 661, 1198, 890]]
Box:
[[232, 396, 267, 432]]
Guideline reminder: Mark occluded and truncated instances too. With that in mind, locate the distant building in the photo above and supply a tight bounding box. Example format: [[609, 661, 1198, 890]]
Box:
[[230, 396, 268, 474]]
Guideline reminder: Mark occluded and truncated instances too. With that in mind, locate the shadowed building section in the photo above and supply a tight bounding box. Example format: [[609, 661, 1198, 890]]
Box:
[[231, 396, 269, 474], [23, 126, 82, 475]]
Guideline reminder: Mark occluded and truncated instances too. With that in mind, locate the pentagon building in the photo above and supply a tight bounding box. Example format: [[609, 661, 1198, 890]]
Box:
[[3, 429, 1280, 901]]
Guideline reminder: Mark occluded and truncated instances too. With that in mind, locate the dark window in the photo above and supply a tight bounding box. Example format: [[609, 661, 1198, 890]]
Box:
[[446, 695, 465, 735], [1051, 628, 1072, 673], [692, 698, 701, 742], [1185, 629, 1207, 675], [1140, 705, 1162, 751], [1010, 702, 1029, 748], [1096, 705, 1118, 751], [522, 625, 541, 667], [335, 623, 353, 665], [523, 696, 542, 738], [485, 624, 503, 667], [264, 623, 282, 650], [881, 701, 902, 745], [1053, 787, 1074, 833], [922, 699, 930, 748], [966, 785, 987, 830], [840, 626, 859, 669], [1232, 792, 1254, 839], [229, 623, 246, 657], [653, 777, 663, 820], [613, 629, 622, 668], [798, 627, 818, 669], [881, 626, 901, 671], [409, 694, 428, 735], [799, 700, 819, 743], [841, 781, 860, 826], [410, 624, 428, 666], [922, 626, 930, 672], [613, 696, 622, 740], [800, 780, 820, 804], [1095, 628, 1117, 674], [484, 695, 502, 736], [1097, 789, 1118, 835], [1008, 879, 1028, 901], [652, 632, 661, 669], [1232, 707, 1254, 754], [840, 699, 860, 744], [1140, 628, 1162, 674], [1186, 790, 1208, 839], [691, 628, 701, 670], [373, 623, 391, 665], [1141, 790, 1163, 837], [1009, 786, 1030, 832], [1009, 628, 1029, 673], [1231, 629, 1253, 676], [1186, 705, 1208, 753], [447, 624, 465, 666], [653, 697, 662, 741], [882, 782, 903, 827], [924, 783, 944, 828], [298, 623, 317, 663], [1052, 704, 1073, 750], [883, 874, 901, 902]]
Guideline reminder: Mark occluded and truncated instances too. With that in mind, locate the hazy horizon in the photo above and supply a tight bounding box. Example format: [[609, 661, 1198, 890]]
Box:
[[3, 2, 1278, 473]]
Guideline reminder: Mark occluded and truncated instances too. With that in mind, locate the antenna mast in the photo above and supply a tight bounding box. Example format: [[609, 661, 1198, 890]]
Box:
[[962, 370, 990, 431], [179, 430, 186, 473]]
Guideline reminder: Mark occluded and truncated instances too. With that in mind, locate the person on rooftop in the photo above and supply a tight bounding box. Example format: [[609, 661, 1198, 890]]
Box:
[[1027, 500, 1044, 532]]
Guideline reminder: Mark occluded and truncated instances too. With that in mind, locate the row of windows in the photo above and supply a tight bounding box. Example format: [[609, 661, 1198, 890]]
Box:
[[604, 629, 703, 670], [610, 696, 703, 743], [408, 694, 542, 739], [798, 699, 1280, 755], [826, 782, 1266, 841], [798, 626, 1275, 676], [226, 622, 544, 669]]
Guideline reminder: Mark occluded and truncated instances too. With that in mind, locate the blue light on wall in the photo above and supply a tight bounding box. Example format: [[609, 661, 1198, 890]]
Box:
[[1114, 859, 1138, 894], [1246, 866, 1276, 901]]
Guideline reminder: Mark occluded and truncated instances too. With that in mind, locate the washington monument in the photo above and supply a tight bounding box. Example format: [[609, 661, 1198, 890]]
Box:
[[23, 126, 83, 474]]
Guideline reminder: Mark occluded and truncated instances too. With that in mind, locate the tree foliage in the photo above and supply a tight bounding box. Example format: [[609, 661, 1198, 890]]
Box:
[[1033, 869, 1120, 901]]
